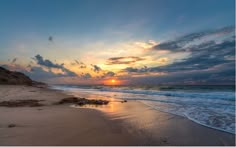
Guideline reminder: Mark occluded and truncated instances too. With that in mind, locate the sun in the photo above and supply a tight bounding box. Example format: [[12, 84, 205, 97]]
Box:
[[104, 79, 122, 85]]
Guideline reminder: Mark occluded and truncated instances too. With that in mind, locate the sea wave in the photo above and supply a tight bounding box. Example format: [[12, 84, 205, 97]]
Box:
[[50, 85, 235, 134]]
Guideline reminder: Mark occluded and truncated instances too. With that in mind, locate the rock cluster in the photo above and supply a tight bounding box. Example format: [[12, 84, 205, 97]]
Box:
[[0, 99, 44, 107], [8, 124, 16, 128], [57, 97, 109, 106]]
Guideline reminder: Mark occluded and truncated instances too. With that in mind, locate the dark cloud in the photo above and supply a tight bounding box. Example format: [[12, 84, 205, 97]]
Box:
[[124, 66, 148, 73], [61, 68, 77, 77], [105, 71, 115, 77], [126, 62, 235, 85], [48, 36, 53, 42], [26, 66, 64, 81], [34, 54, 64, 69], [91, 64, 102, 73], [75, 60, 80, 65], [33, 54, 77, 77], [123, 26, 235, 84], [155, 26, 235, 52], [73, 60, 87, 68], [80, 65, 87, 68], [151, 38, 235, 72], [80, 73, 92, 79], [107, 56, 145, 65], [102, 71, 115, 78], [11, 58, 17, 64]]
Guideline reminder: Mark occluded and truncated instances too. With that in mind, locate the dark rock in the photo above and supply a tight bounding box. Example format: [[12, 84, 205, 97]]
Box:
[[160, 137, 168, 143], [0, 99, 44, 107], [8, 124, 16, 128], [56, 97, 109, 106], [57, 97, 80, 104], [121, 100, 127, 103]]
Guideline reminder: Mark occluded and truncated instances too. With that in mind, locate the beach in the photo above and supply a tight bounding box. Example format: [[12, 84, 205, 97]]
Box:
[[0, 85, 235, 146]]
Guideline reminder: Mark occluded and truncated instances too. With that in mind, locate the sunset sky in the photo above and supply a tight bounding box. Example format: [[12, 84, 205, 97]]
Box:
[[0, 0, 235, 85]]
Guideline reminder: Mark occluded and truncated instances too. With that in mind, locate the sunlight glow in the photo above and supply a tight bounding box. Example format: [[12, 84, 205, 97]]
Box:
[[103, 79, 125, 85]]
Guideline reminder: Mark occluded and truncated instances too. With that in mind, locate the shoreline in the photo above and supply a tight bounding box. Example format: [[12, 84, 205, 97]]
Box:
[[0, 85, 235, 145], [77, 100, 235, 145], [139, 101, 236, 135], [56, 86, 236, 135]]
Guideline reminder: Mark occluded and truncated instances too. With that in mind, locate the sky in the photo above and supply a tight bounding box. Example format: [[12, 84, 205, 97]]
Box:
[[0, 0, 235, 85]]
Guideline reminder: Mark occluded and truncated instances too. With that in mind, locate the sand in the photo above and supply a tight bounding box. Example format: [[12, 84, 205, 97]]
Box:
[[0, 85, 235, 145]]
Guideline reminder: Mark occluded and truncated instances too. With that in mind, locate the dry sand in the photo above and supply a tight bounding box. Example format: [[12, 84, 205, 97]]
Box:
[[0, 85, 235, 145]]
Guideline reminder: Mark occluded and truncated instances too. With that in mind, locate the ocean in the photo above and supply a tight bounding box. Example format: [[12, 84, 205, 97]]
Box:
[[50, 85, 235, 134]]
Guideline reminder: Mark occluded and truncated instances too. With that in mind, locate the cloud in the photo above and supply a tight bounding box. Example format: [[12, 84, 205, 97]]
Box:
[[74, 60, 87, 68], [157, 57, 169, 65], [1, 26, 234, 85], [122, 26, 235, 84], [124, 66, 149, 73], [11, 58, 17, 64], [91, 64, 102, 73], [149, 26, 235, 72], [26, 66, 64, 81], [33, 54, 77, 77], [102, 71, 115, 78], [80, 73, 92, 79], [34, 54, 64, 69], [107, 56, 145, 65], [134, 40, 159, 49], [154, 26, 234, 52], [61, 68, 77, 77], [126, 62, 235, 85], [48, 36, 53, 42], [151, 38, 235, 72]]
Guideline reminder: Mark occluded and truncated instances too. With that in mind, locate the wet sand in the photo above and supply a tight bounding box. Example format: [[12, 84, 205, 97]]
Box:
[[0, 85, 235, 145]]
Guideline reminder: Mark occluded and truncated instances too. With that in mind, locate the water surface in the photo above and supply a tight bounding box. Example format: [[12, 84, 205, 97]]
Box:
[[51, 85, 235, 134]]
